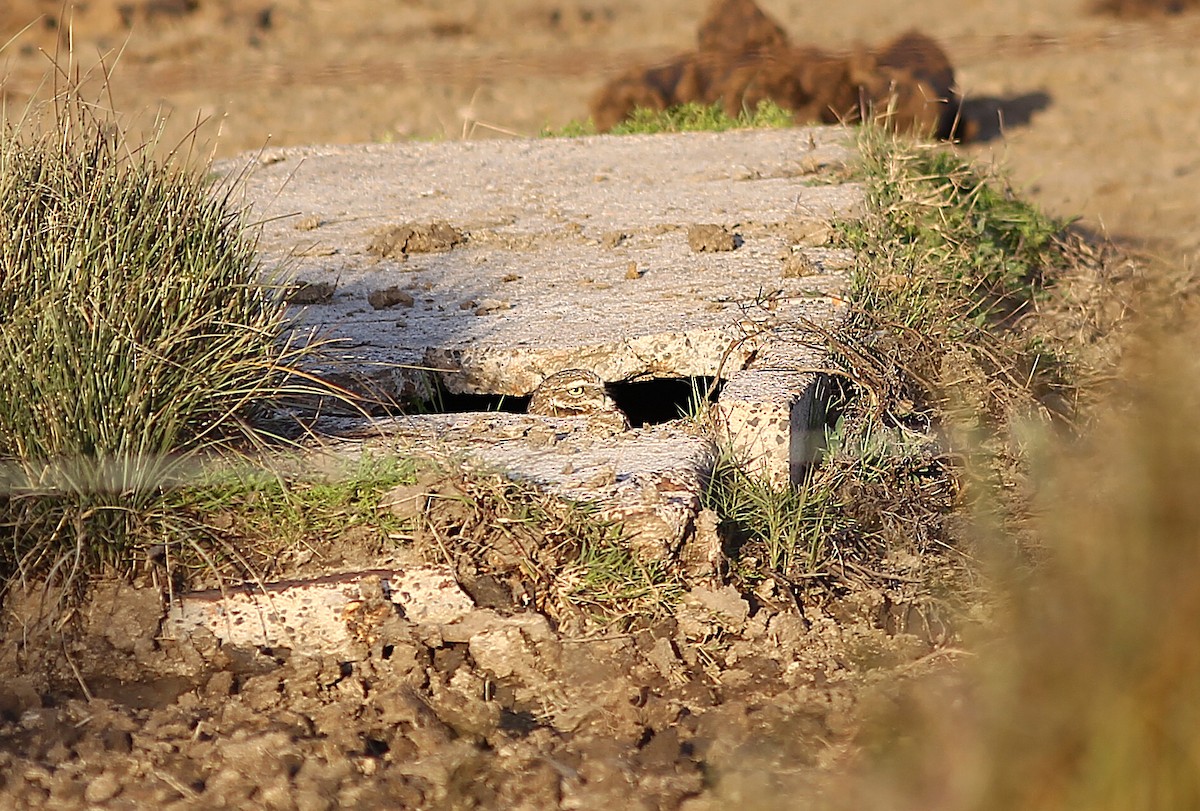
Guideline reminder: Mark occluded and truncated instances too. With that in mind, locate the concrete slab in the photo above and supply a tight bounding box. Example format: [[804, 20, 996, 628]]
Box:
[[163, 130, 869, 657], [221, 127, 859, 402], [220, 128, 862, 557]]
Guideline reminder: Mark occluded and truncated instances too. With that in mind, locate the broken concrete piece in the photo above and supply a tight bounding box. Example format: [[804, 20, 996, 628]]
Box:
[[716, 339, 840, 485], [317, 413, 715, 560], [162, 566, 473, 655]]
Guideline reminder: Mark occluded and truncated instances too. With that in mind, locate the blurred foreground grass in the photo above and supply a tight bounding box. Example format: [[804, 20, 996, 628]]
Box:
[[842, 322, 1200, 810]]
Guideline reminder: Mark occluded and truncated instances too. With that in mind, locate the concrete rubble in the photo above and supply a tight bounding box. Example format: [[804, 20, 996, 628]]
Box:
[[188, 127, 864, 655], [162, 566, 474, 655]]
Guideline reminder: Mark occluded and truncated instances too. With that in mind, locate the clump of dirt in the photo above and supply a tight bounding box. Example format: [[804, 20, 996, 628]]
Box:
[[367, 286, 416, 310], [368, 222, 466, 259], [591, 0, 970, 140], [1091, 0, 1200, 15], [286, 279, 337, 305], [687, 223, 739, 252], [696, 0, 789, 55]]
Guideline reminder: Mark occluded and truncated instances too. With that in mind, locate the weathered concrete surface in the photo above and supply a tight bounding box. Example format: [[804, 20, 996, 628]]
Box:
[[162, 566, 473, 655], [220, 127, 861, 561], [314, 413, 716, 561], [162, 564, 570, 660], [173, 129, 867, 656], [221, 127, 858, 401], [715, 336, 839, 483]]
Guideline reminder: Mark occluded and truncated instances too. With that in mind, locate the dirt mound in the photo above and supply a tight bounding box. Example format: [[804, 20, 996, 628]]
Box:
[[1091, 0, 1200, 15], [591, 0, 969, 140], [0, 558, 936, 807], [0, 461, 951, 808], [696, 0, 790, 54]]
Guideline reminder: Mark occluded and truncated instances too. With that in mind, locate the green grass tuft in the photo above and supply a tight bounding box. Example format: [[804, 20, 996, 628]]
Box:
[[843, 128, 1067, 334], [0, 90, 329, 587], [544, 100, 794, 137]]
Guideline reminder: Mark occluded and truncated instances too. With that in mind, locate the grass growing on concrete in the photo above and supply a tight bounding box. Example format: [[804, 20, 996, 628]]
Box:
[[543, 100, 793, 137], [153, 451, 675, 619], [705, 125, 1085, 603], [0, 87, 329, 590], [159, 455, 421, 577]]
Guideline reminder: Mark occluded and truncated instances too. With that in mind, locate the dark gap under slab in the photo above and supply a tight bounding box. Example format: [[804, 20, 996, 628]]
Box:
[[390, 375, 723, 429]]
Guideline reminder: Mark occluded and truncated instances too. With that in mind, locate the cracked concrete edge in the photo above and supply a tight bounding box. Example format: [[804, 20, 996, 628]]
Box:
[[715, 337, 839, 486], [310, 412, 717, 559], [311, 313, 804, 403], [162, 565, 569, 659]]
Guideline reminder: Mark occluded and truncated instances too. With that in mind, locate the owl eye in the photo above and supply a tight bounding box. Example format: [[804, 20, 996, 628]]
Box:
[[568, 385, 585, 396]]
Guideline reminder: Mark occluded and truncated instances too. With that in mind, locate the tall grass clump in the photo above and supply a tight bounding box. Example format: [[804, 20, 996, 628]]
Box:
[[0, 88, 315, 589], [827, 126, 1088, 545], [838, 125, 1089, 435]]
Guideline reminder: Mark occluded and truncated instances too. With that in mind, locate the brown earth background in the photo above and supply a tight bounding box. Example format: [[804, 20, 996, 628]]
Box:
[[3, 0, 1199, 264]]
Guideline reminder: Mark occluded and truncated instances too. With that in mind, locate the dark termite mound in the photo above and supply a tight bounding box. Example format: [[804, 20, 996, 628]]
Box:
[[591, 0, 973, 140]]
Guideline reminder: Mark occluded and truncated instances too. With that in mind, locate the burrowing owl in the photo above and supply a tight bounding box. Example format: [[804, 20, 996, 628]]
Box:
[[528, 369, 630, 431]]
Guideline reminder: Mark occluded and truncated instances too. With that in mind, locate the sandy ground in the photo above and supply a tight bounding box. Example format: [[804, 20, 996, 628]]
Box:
[[3, 0, 1199, 260], [1, 1, 1197, 808]]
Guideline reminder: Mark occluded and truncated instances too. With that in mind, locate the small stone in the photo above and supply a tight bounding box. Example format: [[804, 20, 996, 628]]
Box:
[[286, 280, 336, 305], [785, 219, 833, 246], [501, 273, 522, 282], [474, 299, 511, 316], [367, 286, 415, 310], [601, 231, 629, 249], [84, 772, 123, 804], [781, 253, 817, 278], [687, 223, 738, 252], [294, 214, 323, 231]]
